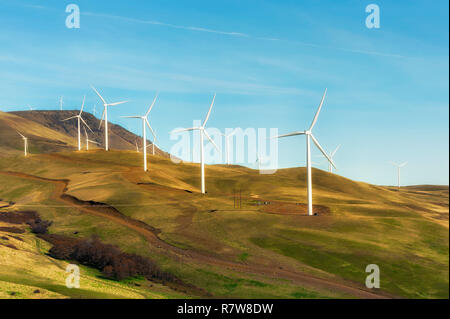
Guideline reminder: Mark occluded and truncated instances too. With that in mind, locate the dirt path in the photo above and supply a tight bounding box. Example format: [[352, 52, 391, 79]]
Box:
[[0, 170, 394, 299]]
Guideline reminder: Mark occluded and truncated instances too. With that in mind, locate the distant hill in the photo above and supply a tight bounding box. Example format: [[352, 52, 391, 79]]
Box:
[[0, 110, 168, 157]]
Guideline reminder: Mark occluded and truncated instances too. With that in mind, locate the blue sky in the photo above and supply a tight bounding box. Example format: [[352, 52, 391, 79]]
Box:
[[0, 0, 448, 185]]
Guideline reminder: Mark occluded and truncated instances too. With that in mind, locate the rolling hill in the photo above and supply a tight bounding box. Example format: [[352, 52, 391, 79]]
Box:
[[0, 110, 168, 156], [0, 111, 448, 299]]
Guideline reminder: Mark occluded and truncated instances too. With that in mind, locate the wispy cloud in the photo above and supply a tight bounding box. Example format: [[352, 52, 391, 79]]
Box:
[[82, 12, 249, 38], [17, 2, 405, 58], [82, 11, 404, 58]]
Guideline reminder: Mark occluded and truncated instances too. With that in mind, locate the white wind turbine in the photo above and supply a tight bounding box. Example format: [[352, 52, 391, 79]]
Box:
[[59, 96, 63, 111], [173, 94, 219, 194], [61, 96, 93, 151], [91, 86, 129, 151], [16, 131, 28, 156], [121, 95, 158, 171], [272, 89, 335, 216], [83, 127, 100, 151], [146, 132, 158, 156], [255, 154, 263, 171], [391, 161, 407, 190], [323, 144, 341, 173], [135, 139, 140, 152], [221, 129, 236, 165]]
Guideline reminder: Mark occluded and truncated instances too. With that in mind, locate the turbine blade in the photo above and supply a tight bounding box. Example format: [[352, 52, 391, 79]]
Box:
[[400, 162, 408, 167], [228, 128, 237, 137], [171, 127, 198, 134], [88, 139, 100, 145], [61, 116, 78, 121], [309, 88, 327, 131], [80, 95, 86, 115], [80, 116, 93, 133], [310, 134, 336, 169], [202, 93, 216, 127], [16, 131, 25, 138], [121, 116, 141, 119], [331, 144, 341, 157], [145, 94, 158, 116], [270, 131, 305, 139], [98, 108, 106, 129], [145, 119, 157, 139], [91, 86, 106, 104], [108, 100, 128, 106], [203, 129, 220, 152]]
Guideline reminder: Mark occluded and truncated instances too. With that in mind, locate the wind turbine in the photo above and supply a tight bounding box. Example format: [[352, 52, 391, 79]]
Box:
[[27, 105, 33, 111], [173, 94, 219, 194], [61, 96, 93, 151], [272, 89, 335, 216], [59, 96, 63, 111], [221, 129, 236, 165], [255, 154, 262, 171], [146, 134, 158, 156], [16, 131, 28, 156], [83, 127, 100, 150], [135, 139, 140, 152], [91, 86, 129, 151], [323, 144, 341, 173], [121, 95, 158, 171], [391, 162, 407, 190]]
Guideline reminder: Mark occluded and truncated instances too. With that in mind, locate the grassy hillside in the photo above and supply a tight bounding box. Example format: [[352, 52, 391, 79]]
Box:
[[0, 110, 167, 156], [0, 148, 447, 299], [0, 220, 186, 299]]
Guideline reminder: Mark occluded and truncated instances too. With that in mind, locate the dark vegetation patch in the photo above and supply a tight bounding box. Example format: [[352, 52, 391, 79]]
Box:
[[0, 226, 25, 234], [44, 234, 178, 282], [26, 218, 53, 234], [1, 236, 8, 240], [0, 210, 39, 224]]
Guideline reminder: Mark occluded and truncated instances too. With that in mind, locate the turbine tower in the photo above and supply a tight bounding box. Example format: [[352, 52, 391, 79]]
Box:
[[61, 96, 93, 151], [146, 134, 158, 156], [121, 95, 158, 171], [273, 89, 335, 216], [221, 129, 236, 165], [83, 127, 100, 150], [173, 94, 219, 194], [59, 96, 63, 111], [135, 139, 140, 152], [255, 154, 262, 171], [391, 162, 407, 190], [16, 131, 28, 156], [91, 86, 129, 151]]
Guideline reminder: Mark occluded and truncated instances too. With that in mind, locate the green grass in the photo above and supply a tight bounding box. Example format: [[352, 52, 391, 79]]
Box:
[[0, 150, 448, 299]]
